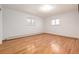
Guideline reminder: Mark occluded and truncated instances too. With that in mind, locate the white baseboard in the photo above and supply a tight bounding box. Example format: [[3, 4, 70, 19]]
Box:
[[5, 32, 43, 40], [46, 32, 79, 39], [4, 32, 79, 40]]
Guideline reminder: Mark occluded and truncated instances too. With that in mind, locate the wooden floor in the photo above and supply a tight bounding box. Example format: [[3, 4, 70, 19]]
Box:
[[0, 33, 79, 54]]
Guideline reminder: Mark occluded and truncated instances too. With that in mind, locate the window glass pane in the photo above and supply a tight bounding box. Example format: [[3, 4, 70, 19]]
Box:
[[51, 19, 60, 25], [51, 20, 56, 25], [26, 18, 35, 25], [31, 19, 34, 24], [27, 19, 32, 23], [56, 19, 60, 25]]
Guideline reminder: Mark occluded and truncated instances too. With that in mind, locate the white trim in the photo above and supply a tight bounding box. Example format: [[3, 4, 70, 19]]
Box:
[[5, 32, 43, 40]]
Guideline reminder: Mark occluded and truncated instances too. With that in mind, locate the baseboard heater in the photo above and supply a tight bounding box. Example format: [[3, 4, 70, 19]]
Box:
[[4, 33, 43, 41], [4, 33, 79, 42]]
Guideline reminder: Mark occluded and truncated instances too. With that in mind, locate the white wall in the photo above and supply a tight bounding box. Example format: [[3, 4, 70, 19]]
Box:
[[45, 11, 79, 38], [3, 8, 43, 39], [2, 8, 79, 39], [0, 5, 3, 43]]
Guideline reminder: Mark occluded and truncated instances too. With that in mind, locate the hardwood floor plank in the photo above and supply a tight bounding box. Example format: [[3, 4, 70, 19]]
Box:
[[0, 33, 79, 54]]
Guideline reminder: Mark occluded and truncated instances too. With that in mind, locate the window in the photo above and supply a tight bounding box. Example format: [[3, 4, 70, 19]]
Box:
[[51, 19, 60, 25], [26, 18, 35, 25]]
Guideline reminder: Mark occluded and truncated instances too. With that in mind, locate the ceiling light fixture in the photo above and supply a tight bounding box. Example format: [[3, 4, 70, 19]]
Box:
[[39, 5, 54, 12]]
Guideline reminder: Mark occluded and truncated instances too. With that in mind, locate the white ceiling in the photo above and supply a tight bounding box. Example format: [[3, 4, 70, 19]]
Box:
[[2, 4, 78, 18]]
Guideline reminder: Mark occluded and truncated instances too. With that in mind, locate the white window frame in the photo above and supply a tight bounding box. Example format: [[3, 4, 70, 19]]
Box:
[[51, 19, 60, 25], [26, 18, 35, 26]]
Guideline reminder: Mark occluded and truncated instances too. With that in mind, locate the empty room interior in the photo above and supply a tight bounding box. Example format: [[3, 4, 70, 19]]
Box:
[[0, 4, 79, 54]]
